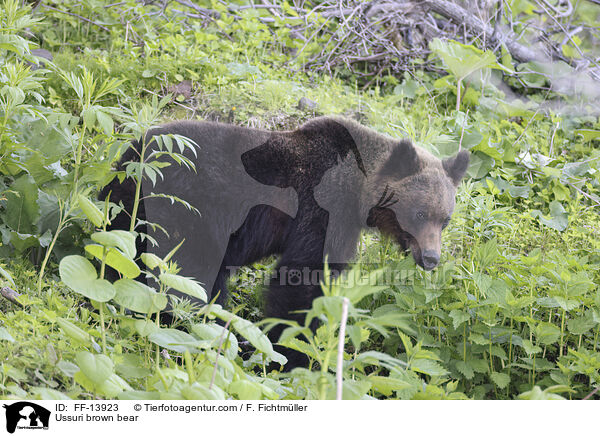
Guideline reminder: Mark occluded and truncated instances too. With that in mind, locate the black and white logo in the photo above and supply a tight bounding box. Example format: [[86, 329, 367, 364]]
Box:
[[3, 402, 50, 433]]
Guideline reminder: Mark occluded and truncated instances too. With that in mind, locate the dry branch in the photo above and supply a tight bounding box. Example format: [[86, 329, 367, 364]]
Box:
[[0, 287, 21, 306], [42, 4, 111, 32], [420, 0, 543, 63]]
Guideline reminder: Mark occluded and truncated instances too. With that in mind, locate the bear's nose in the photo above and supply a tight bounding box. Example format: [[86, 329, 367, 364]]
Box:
[[422, 251, 440, 270]]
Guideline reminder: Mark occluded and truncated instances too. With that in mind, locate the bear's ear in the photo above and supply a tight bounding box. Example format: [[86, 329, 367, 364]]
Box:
[[443, 150, 470, 186], [378, 140, 419, 179]]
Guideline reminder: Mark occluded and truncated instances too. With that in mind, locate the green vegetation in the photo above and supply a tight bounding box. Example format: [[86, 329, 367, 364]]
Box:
[[1, 0, 599, 400]]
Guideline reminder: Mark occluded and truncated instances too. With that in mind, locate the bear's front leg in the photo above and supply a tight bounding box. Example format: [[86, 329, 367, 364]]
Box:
[[266, 259, 349, 370], [265, 260, 324, 370], [265, 190, 357, 370], [264, 199, 329, 370]]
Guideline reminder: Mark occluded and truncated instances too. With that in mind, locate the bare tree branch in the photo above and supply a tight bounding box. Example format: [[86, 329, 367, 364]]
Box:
[[420, 0, 542, 63], [42, 4, 111, 32]]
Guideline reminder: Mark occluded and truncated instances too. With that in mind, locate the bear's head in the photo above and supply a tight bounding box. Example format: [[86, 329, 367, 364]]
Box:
[[367, 141, 469, 271]]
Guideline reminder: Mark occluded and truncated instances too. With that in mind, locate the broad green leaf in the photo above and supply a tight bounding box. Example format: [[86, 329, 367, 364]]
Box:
[[78, 195, 104, 227], [369, 308, 414, 333], [8, 231, 40, 252], [367, 375, 412, 396], [24, 154, 53, 185], [75, 351, 114, 386], [74, 371, 130, 398], [0, 327, 15, 342], [133, 319, 160, 337], [337, 380, 372, 400], [567, 315, 596, 335], [490, 372, 510, 389], [114, 354, 151, 379], [159, 273, 206, 302], [521, 339, 542, 355], [21, 117, 71, 160], [393, 79, 418, 98], [119, 391, 161, 400], [455, 361, 474, 379], [469, 333, 490, 345], [574, 129, 600, 142], [85, 244, 140, 279], [496, 98, 538, 117], [474, 238, 498, 270], [411, 359, 448, 376], [82, 106, 97, 129], [229, 380, 263, 400], [204, 349, 234, 374], [462, 129, 484, 149], [430, 38, 512, 81], [181, 384, 226, 400], [211, 306, 286, 365], [140, 252, 165, 270], [346, 325, 362, 349], [487, 177, 530, 199], [553, 297, 581, 311], [423, 289, 442, 304], [339, 267, 388, 304], [517, 386, 566, 400], [449, 310, 470, 329], [60, 256, 95, 283], [98, 374, 132, 397], [534, 322, 561, 345], [548, 200, 569, 231], [466, 151, 494, 179], [0, 265, 16, 287], [96, 110, 114, 135], [312, 295, 347, 321], [531, 201, 568, 232], [472, 272, 492, 297], [56, 318, 90, 343], [191, 323, 238, 360], [562, 161, 592, 179], [91, 230, 137, 259], [259, 382, 279, 400], [148, 328, 202, 353], [566, 272, 593, 296], [4, 174, 39, 234], [278, 325, 312, 345], [59, 255, 116, 302], [470, 359, 490, 373], [230, 317, 278, 360], [30, 387, 72, 400], [37, 191, 61, 235], [349, 352, 407, 372], [113, 279, 167, 314], [226, 62, 261, 77]]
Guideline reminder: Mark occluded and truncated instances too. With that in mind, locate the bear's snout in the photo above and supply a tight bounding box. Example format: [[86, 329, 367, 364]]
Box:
[[421, 250, 440, 270]]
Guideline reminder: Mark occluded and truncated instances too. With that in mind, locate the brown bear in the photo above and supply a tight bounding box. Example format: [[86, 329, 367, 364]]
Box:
[[100, 116, 469, 369]]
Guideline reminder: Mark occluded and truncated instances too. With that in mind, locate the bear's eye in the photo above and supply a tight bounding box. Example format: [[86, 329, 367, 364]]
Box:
[[416, 211, 425, 220], [442, 217, 451, 229]]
